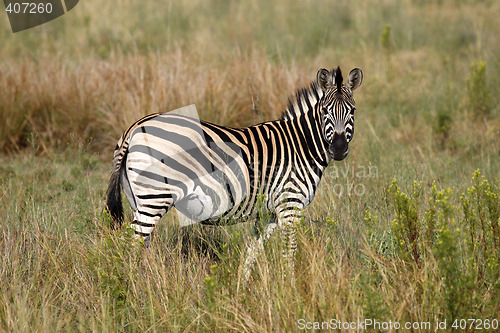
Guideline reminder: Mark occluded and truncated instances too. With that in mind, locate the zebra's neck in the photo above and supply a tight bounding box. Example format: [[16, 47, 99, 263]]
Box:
[[289, 108, 331, 169], [281, 81, 324, 121], [280, 81, 331, 170]]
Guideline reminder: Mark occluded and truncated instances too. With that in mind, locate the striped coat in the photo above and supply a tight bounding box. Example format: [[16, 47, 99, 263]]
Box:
[[106, 66, 363, 281]]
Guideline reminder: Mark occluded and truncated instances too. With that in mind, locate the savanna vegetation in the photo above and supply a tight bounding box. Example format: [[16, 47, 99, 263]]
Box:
[[0, 0, 499, 331]]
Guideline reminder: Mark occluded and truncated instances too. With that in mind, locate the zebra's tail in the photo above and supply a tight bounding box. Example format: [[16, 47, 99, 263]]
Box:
[[106, 135, 130, 228], [106, 166, 123, 228], [105, 113, 158, 228]]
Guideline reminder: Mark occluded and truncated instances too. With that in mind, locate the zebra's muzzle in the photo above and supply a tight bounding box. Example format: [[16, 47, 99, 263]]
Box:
[[330, 133, 349, 161]]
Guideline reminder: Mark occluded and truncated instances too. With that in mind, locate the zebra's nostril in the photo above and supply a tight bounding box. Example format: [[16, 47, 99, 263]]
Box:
[[330, 133, 348, 161], [332, 133, 347, 152]]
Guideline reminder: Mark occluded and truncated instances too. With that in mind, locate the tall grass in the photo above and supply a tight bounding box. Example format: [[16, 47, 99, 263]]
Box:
[[0, 0, 499, 331], [1, 0, 499, 155], [0, 152, 498, 331], [0, 50, 312, 153]]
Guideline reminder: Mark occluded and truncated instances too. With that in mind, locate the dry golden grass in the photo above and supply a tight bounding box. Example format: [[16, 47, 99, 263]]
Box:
[[0, 50, 313, 154]]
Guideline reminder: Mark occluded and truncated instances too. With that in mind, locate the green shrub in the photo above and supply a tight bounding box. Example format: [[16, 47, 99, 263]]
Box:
[[433, 223, 473, 320], [433, 107, 453, 149], [382, 170, 499, 319], [388, 180, 424, 266], [381, 24, 393, 55], [460, 169, 500, 287], [467, 61, 492, 117]]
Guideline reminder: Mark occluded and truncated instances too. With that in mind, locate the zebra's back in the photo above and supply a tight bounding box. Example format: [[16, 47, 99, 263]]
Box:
[[120, 112, 255, 229]]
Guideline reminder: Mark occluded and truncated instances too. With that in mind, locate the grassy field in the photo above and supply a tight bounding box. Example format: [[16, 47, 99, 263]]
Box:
[[0, 0, 499, 331]]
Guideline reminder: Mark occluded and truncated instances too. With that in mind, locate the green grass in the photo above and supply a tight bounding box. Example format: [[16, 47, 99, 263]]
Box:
[[0, 151, 498, 331], [0, 0, 499, 331]]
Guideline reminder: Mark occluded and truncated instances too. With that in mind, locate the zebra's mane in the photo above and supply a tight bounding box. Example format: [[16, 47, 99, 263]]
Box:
[[280, 81, 323, 120]]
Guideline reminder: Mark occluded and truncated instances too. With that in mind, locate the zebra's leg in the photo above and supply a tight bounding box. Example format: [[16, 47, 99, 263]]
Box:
[[241, 221, 278, 285], [131, 210, 162, 247], [277, 209, 303, 281]]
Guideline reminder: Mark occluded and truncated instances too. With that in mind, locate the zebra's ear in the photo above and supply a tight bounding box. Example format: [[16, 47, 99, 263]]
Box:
[[317, 68, 334, 92], [346, 68, 363, 92]]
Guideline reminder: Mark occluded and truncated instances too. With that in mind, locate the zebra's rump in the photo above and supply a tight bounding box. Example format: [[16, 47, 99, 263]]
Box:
[[123, 112, 251, 224]]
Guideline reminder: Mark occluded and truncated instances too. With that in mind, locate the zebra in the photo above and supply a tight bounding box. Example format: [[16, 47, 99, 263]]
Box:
[[106, 66, 363, 282]]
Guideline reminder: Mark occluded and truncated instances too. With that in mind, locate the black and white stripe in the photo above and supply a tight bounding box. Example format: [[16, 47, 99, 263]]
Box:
[[106, 66, 363, 279]]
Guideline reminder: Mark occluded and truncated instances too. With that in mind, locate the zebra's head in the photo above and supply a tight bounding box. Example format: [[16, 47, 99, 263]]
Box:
[[317, 67, 363, 161]]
